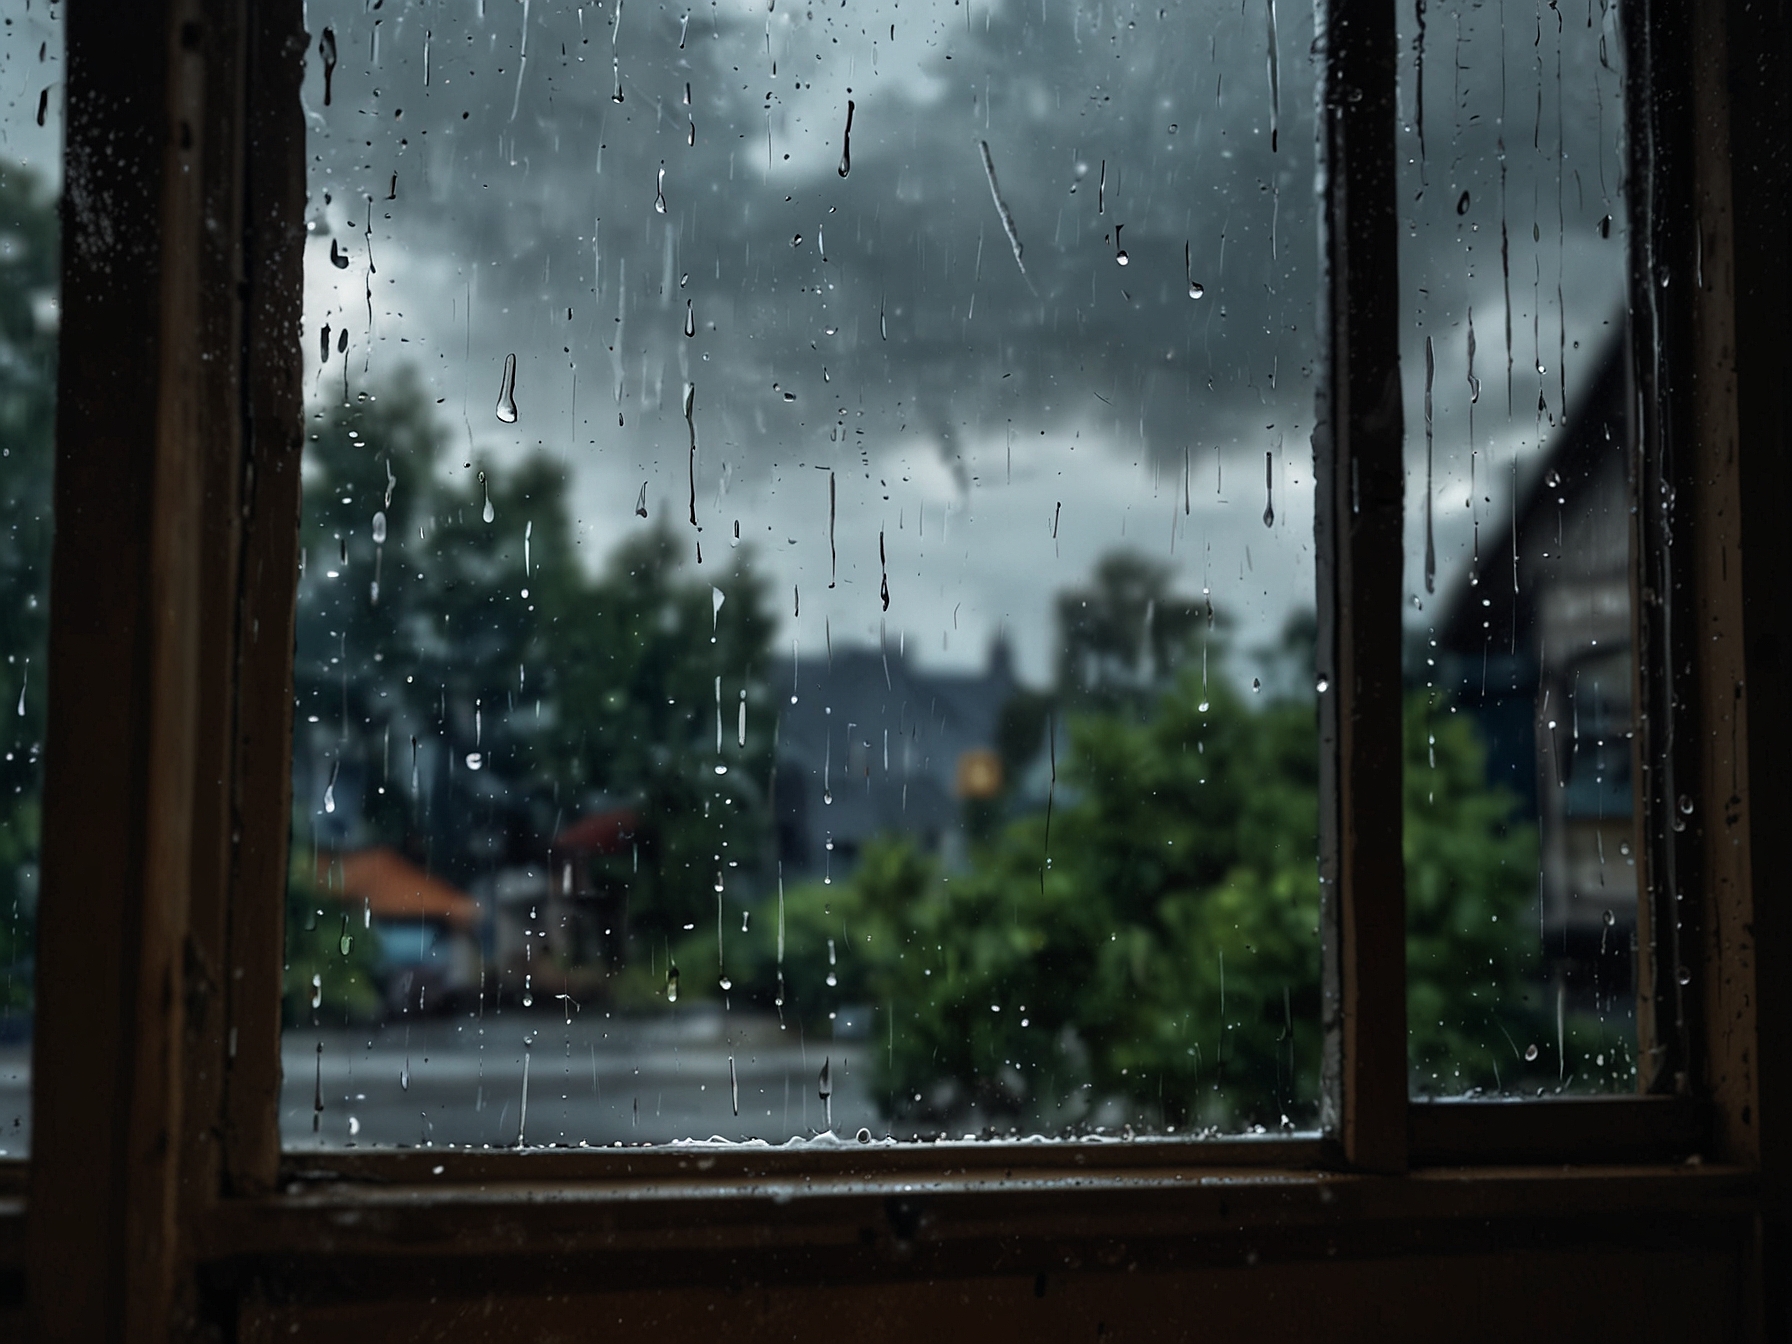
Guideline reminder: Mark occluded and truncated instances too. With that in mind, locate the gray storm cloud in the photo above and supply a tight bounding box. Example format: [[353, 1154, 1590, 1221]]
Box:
[[300, 0, 1623, 678]]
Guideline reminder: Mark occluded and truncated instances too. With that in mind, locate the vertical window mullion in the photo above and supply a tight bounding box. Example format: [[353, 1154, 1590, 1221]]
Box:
[[1314, 0, 1409, 1172], [221, 0, 308, 1196]]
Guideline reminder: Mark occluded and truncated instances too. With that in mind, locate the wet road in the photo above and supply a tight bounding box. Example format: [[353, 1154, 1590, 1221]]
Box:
[[0, 1008, 885, 1154], [282, 1006, 883, 1149]]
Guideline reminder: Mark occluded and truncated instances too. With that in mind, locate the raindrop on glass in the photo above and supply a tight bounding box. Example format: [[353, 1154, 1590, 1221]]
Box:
[[837, 98, 855, 177], [495, 353, 519, 423]]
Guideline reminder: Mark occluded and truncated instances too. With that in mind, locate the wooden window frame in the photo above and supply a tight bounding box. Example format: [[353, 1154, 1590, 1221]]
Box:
[[0, 0, 1785, 1335]]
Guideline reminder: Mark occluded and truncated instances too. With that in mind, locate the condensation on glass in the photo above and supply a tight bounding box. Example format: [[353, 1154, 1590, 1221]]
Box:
[[1396, 0, 1637, 1096], [0, 0, 62, 1156], [285, 0, 1319, 1149]]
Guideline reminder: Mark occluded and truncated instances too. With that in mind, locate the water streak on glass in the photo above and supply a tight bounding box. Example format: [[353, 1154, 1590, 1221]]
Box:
[[0, 0, 64, 1156], [286, 0, 1320, 1148], [1396, 0, 1638, 1097]]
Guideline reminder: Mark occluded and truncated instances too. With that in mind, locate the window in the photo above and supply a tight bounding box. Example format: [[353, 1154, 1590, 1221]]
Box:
[[285, 0, 1329, 1150], [0, 0, 59, 1159], [9, 0, 1788, 1336]]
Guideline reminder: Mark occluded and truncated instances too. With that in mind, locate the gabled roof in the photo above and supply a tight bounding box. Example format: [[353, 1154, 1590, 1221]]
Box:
[[554, 807, 639, 854], [1438, 327, 1632, 653], [317, 846, 480, 929]]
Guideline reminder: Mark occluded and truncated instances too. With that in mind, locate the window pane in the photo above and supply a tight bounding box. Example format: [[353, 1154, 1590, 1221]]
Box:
[[285, 0, 1321, 1148], [0, 2, 62, 1155], [1397, 0, 1638, 1096]]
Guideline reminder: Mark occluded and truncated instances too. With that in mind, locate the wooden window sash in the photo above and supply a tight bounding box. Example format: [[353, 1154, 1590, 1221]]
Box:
[[7, 0, 1779, 1334]]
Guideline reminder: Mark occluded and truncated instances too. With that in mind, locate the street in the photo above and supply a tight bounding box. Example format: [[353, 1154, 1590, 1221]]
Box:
[[0, 1007, 885, 1153], [283, 1004, 883, 1149]]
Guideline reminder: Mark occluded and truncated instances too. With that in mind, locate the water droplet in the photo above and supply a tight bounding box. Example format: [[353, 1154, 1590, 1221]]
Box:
[[684, 299, 696, 338], [1188, 281, 1205, 299], [495, 353, 519, 423], [837, 98, 855, 177], [1315, 674, 1330, 693], [371, 510, 387, 544], [329, 238, 350, 269], [666, 963, 681, 1002], [719, 976, 732, 991], [318, 27, 338, 105], [654, 161, 668, 214], [1524, 1043, 1539, 1061], [635, 482, 649, 518], [1678, 794, 1695, 815], [465, 752, 483, 770], [1678, 966, 1693, 987], [1456, 189, 1470, 215]]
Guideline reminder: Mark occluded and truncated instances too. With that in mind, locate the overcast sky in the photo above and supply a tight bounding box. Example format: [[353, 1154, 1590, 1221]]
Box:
[[0, 0, 1629, 688]]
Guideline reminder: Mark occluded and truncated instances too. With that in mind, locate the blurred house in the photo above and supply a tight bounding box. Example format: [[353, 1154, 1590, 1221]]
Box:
[[548, 805, 639, 970], [1435, 336, 1638, 982], [774, 637, 1018, 880], [320, 846, 482, 1014]]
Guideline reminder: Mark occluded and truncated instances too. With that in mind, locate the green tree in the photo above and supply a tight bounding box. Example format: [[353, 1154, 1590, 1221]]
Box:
[[282, 846, 383, 1028], [292, 373, 776, 985], [1404, 691, 1549, 1091], [542, 524, 775, 946], [699, 617, 1542, 1133]]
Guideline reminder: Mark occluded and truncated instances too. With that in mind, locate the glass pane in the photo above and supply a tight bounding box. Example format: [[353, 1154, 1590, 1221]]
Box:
[[1398, 0, 1638, 1096], [0, 1, 63, 1155], [285, 0, 1321, 1148]]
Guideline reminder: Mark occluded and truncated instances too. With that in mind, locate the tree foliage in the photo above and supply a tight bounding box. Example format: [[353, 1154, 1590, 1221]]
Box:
[[689, 602, 1544, 1132], [290, 373, 776, 1014]]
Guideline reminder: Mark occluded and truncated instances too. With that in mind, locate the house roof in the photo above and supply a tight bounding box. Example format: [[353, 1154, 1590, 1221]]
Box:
[[1437, 328, 1630, 653], [554, 807, 639, 854], [318, 846, 480, 929]]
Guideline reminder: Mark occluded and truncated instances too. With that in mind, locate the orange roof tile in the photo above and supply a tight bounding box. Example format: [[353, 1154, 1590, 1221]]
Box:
[[318, 847, 480, 930]]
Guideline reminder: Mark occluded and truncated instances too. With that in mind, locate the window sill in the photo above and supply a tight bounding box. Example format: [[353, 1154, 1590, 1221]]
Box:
[[186, 1161, 1755, 1306]]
